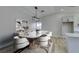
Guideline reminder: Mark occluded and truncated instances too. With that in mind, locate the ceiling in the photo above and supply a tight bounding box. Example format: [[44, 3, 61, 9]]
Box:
[[16, 6, 79, 18]]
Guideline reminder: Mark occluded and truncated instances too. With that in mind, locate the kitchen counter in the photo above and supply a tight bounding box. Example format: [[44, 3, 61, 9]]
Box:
[[65, 33, 79, 37], [65, 33, 79, 53]]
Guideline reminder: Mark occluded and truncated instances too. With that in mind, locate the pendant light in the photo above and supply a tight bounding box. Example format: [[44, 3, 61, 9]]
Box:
[[31, 6, 42, 32]]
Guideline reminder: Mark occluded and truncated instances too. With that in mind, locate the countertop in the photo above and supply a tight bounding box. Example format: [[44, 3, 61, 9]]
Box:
[[65, 33, 79, 37]]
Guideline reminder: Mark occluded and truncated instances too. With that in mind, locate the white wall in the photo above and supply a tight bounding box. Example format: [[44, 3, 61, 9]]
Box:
[[41, 12, 79, 36], [0, 7, 31, 48]]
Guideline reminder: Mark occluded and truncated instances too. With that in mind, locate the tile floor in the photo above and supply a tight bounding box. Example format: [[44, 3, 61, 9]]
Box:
[[0, 36, 68, 53]]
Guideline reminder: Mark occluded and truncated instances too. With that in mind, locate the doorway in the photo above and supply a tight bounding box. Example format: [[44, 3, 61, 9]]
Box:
[[62, 22, 74, 35]]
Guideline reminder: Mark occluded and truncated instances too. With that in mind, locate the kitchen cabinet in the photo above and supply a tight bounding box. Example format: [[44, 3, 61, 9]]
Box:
[[65, 33, 79, 53], [62, 16, 74, 22]]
